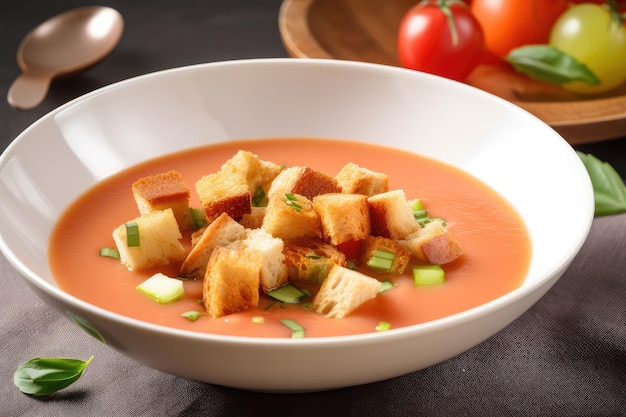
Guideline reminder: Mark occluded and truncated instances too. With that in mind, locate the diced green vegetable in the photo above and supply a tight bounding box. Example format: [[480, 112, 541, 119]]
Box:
[[252, 316, 265, 324], [136, 273, 184, 303], [379, 280, 396, 293], [267, 284, 309, 304], [413, 264, 445, 286], [280, 319, 305, 338], [125, 221, 140, 247], [188, 207, 207, 230], [367, 249, 395, 271], [376, 321, 392, 331], [251, 185, 268, 207], [99, 247, 120, 259], [408, 199, 424, 211], [180, 311, 203, 321]]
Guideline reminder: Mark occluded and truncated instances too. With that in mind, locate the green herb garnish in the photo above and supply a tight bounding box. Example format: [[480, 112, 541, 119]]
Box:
[[376, 321, 392, 331], [280, 319, 305, 338], [506, 45, 600, 86], [188, 207, 207, 230], [578, 152, 626, 216], [413, 264, 445, 286], [181, 311, 203, 321], [267, 283, 309, 304], [379, 280, 396, 293], [251, 186, 268, 207], [125, 221, 140, 247], [284, 193, 303, 212], [14, 356, 93, 395], [99, 247, 120, 259]]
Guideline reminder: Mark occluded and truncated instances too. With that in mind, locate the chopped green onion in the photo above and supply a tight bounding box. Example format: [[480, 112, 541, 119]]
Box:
[[408, 199, 424, 211], [136, 273, 184, 303], [379, 280, 396, 293], [376, 321, 392, 331], [188, 207, 207, 230], [181, 311, 203, 321], [346, 260, 358, 270], [99, 247, 120, 259], [367, 249, 395, 271], [125, 221, 140, 247], [280, 319, 305, 338], [413, 264, 445, 286], [251, 186, 268, 207], [267, 284, 309, 304], [252, 316, 265, 324], [284, 193, 303, 212]]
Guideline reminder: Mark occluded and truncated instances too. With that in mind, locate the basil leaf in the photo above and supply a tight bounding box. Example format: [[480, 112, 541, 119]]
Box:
[[577, 152, 626, 216], [506, 45, 600, 85], [14, 356, 93, 395]]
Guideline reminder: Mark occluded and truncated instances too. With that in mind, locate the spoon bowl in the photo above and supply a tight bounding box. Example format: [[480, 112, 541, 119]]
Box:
[[7, 6, 123, 110]]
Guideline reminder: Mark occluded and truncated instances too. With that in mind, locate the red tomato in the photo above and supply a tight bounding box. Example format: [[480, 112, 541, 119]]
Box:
[[471, 0, 568, 57], [397, 0, 485, 81]]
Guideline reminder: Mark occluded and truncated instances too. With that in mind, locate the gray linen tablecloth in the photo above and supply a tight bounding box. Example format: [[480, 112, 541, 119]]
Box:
[[1, 1, 625, 415]]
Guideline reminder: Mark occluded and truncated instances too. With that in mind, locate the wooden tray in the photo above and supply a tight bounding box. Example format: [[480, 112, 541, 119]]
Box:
[[278, 0, 626, 144]]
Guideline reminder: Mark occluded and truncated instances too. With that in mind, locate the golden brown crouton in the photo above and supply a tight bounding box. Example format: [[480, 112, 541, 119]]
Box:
[[312, 264, 381, 318], [369, 189, 420, 240], [202, 247, 261, 318], [179, 213, 247, 280], [268, 166, 341, 200], [239, 206, 266, 229], [313, 193, 370, 246], [132, 171, 190, 230], [220, 150, 282, 201], [262, 193, 322, 241], [283, 239, 347, 285], [399, 220, 463, 265], [195, 169, 251, 223], [112, 208, 186, 270], [358, 235, 411, 274], [334, 162, 389, 196]]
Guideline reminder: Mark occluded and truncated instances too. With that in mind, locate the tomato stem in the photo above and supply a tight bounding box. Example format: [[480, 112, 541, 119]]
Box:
[[437, 0, 460, 46]]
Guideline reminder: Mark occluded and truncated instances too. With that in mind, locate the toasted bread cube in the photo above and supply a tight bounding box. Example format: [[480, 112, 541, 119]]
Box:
[[203, 247, 260, 318], [180, 213, 247, 280], [262, 193, 322, 241], [132, 171, 190, 230], [112, 208, 185, 270], [268, 166, 341, 200], [283, 239, 347, 285], [312, 265, 381, 318], [369, 189, 420, 240], [236, 228, 288, 292], [221, 150, 282, 198], [195, 170, 251, 223], [335, 162, 389, 196], [399, 220, 463, 265], [313, 193, 370, 246], [358, 235, 411, 274], [240, 206, 266, 229]]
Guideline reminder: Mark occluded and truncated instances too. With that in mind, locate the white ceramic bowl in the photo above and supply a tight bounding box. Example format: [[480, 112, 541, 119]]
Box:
[[0, 59, 593, 392]]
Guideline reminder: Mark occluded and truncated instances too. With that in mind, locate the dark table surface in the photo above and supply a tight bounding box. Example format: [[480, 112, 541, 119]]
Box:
[[1, 1, 625, 416]]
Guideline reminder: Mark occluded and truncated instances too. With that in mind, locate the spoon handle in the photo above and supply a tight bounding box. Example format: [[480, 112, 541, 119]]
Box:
[[7, 72, 52, 110]]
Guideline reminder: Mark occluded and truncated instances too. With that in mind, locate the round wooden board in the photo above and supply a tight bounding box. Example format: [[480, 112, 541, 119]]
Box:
[[278, 0, 626, 144]]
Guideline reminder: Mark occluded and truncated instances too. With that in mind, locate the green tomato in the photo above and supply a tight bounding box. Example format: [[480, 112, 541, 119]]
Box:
[[549, 4, 626, 94]]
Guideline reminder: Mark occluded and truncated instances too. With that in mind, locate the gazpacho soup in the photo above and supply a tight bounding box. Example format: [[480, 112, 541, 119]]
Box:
[[49, 138, 531, 338]]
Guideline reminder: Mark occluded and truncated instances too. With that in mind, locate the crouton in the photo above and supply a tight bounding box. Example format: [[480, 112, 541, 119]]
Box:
[[369, 189, 420, 240], [220, 150, 282, 200], [195, 169, 250, 222], [358, 235, 411, 274], [240, 206, 266, 229], [268, 166, 341, 200], [112, 208, 186, 270], [179, 213, 247, 280], [235, 228, 288, 292], [203, 247, 260, 318], [283, 239, 347, 285], [262, 193, 322, 241], [311, 264, 381, 318], [132, 171, 190, 230], [399, 220, 463, 265], [334, 162, 389, 196], [313, 193, 370, 245]]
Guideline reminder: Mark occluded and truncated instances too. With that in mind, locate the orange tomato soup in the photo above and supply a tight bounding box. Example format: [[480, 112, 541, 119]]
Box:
[[49, 138, 531, 338]]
